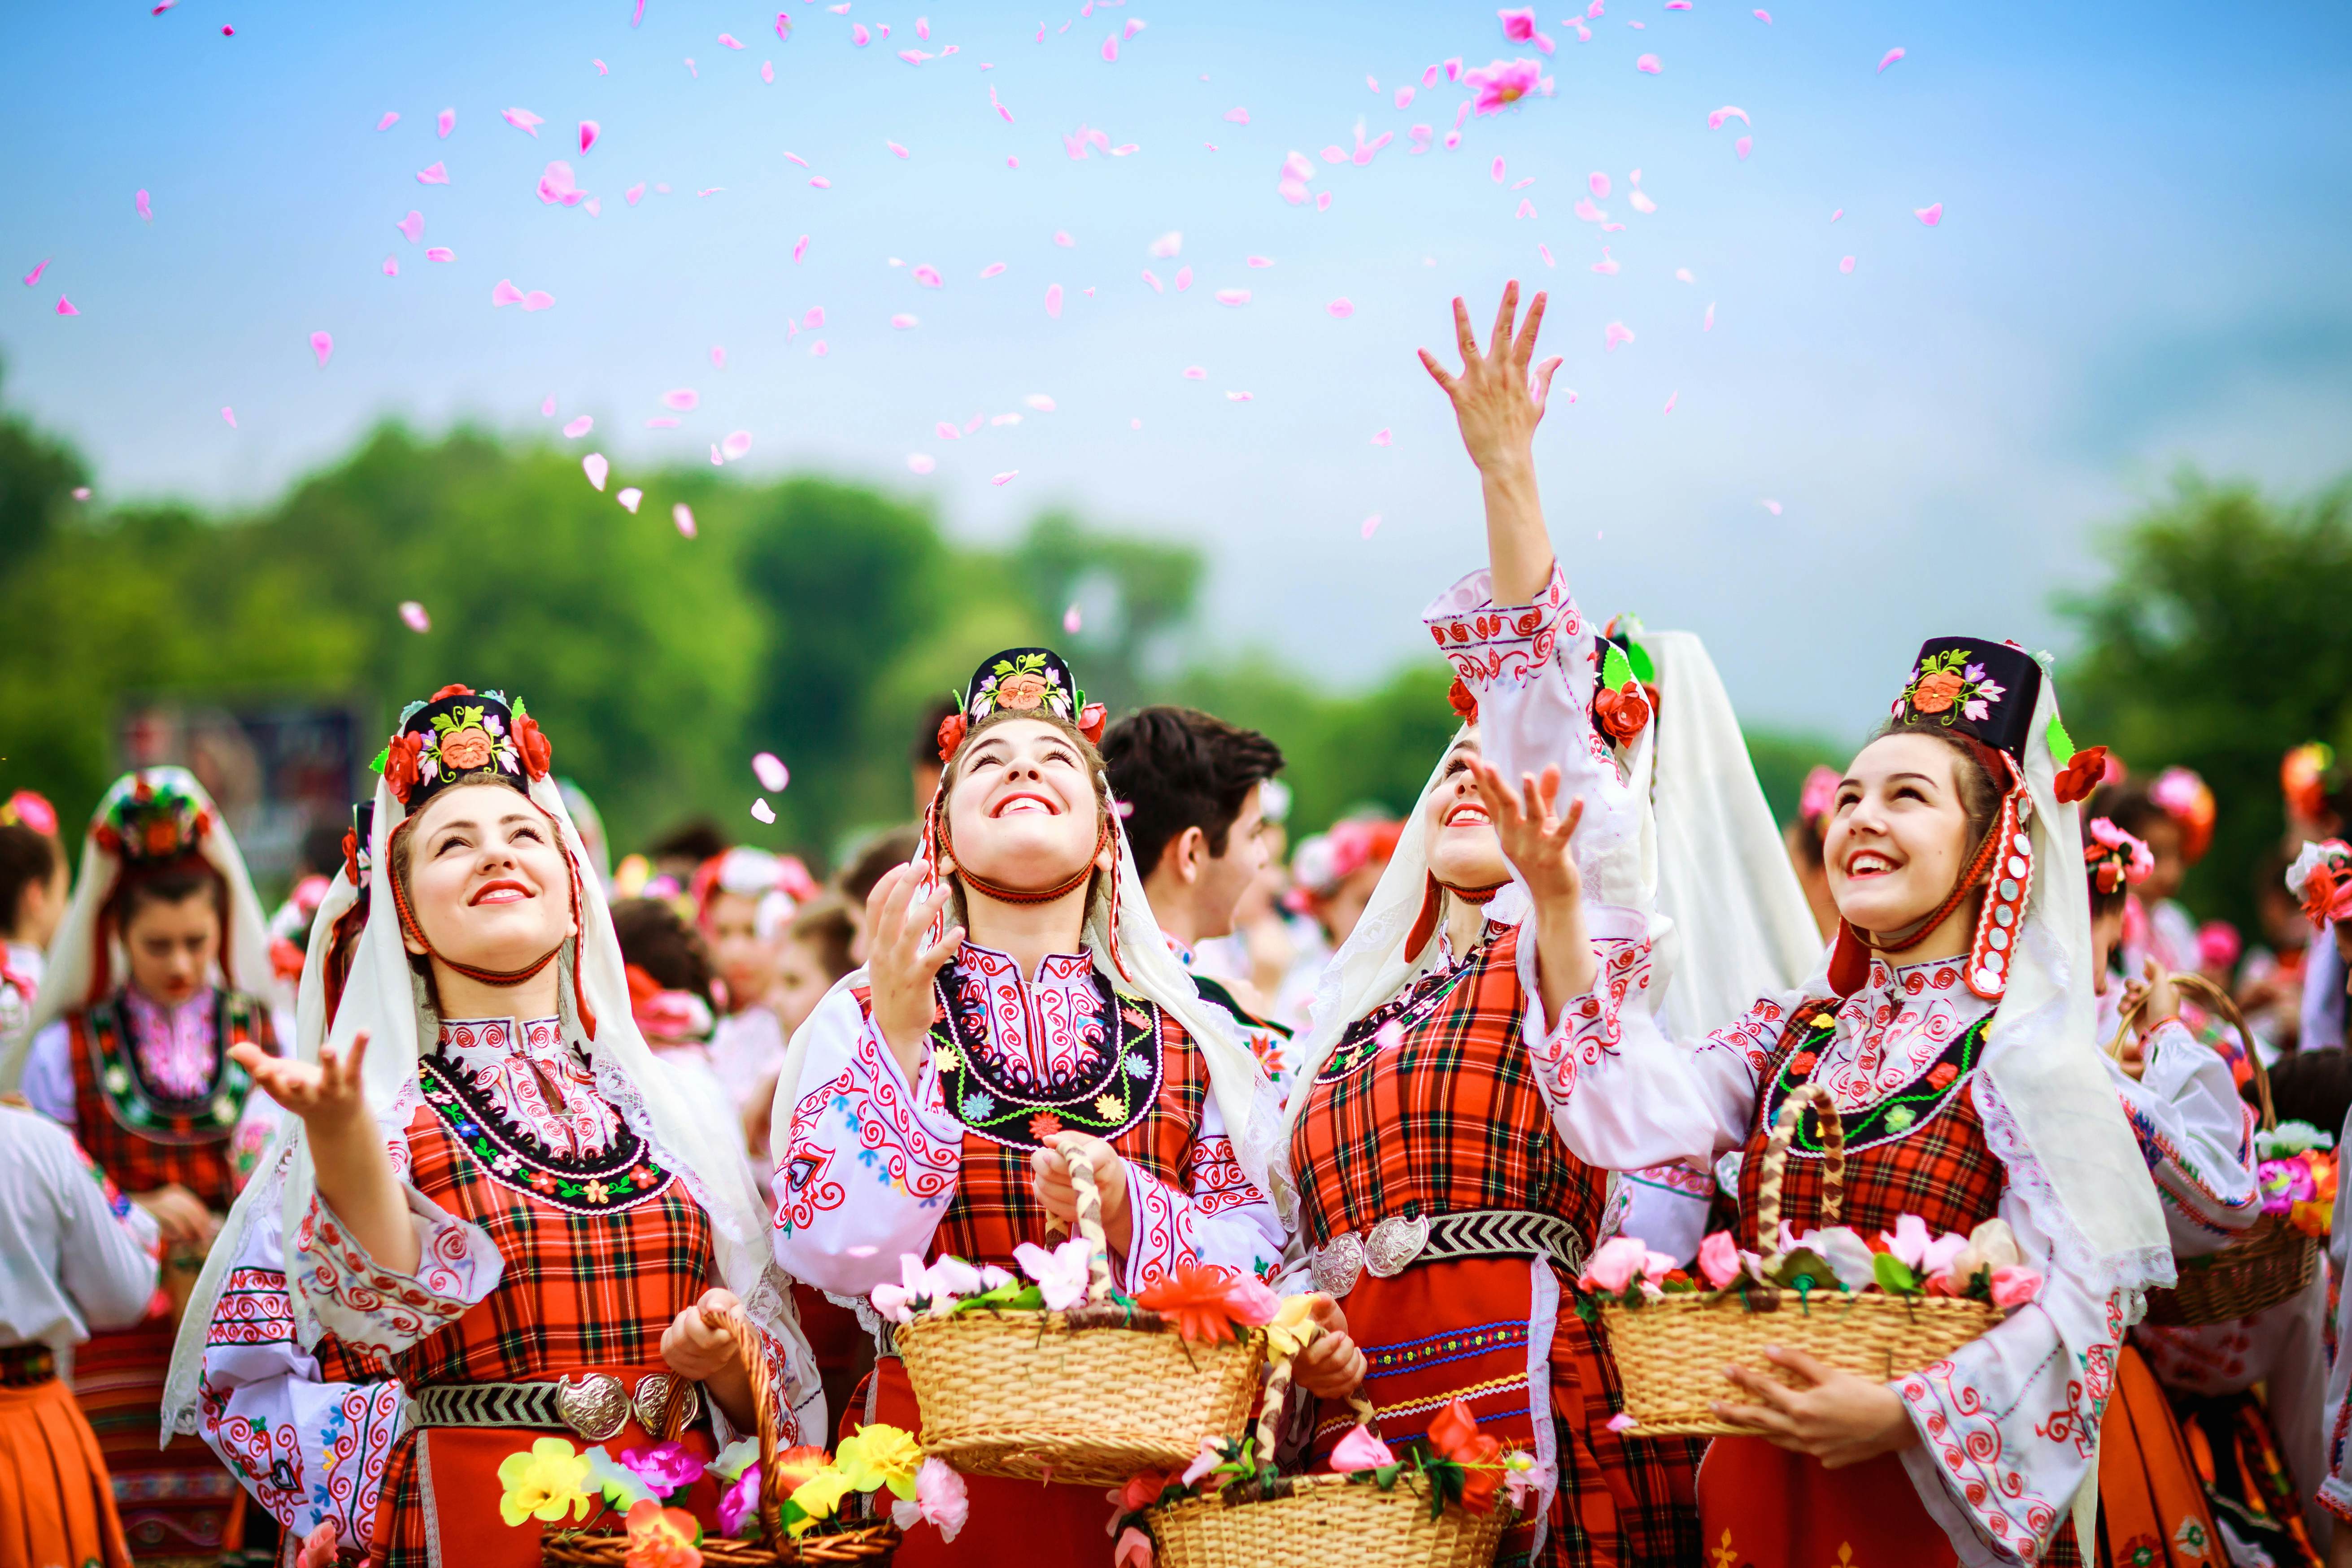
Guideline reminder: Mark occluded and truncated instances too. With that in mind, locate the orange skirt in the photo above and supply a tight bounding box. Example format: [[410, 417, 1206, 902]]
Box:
[[0, 1373, 133, 1568], [2093, 1344, 2222, 1567]]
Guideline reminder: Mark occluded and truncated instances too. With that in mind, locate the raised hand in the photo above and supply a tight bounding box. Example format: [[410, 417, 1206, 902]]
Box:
[[1418, 281, 1564, 474], [231, 1032, 414, 1275], [1471, 760, 1584, 907], [864, 863, 964, 1076], [232, 1031, 372, 1135]]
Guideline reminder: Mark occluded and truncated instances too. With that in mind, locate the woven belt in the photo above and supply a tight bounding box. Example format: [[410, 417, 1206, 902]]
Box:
[[0, 1343, 56, 1387], [1310, 1209, 1588, 1299], [403, 1372, 699, 1444]]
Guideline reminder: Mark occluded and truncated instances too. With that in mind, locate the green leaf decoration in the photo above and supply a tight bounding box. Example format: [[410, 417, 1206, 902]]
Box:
[[2046, 713, 2075, 766], [1872, 1252, 1921, 1295], [1372, 1463, 1402, 1492], [1601, 644, 1637, 693], [368, 746, 389, 775], [1769, 1247, 1834, 1292], [1626, 637, 1656, 685]]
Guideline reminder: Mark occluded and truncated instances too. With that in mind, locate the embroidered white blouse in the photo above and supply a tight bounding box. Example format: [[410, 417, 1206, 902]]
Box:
[[1427, 559, 2127, 1567], [772, 944, 1283, 1299]]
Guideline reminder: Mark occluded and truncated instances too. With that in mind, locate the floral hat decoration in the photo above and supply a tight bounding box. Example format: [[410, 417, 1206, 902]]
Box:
[[93, 771, 214, 866], [371, 684, 553, 814], [935, 647, 1105, 763], [2288, 840, 2352, 929], [2151, 765, 2217, 864], [2084, 819, 2154, 897]]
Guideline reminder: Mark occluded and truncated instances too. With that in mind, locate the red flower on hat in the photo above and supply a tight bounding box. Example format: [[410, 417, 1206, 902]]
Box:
[[430, 684, 476, 701], [1078, 702, 1108, 745], [2053, 744, 2108, 806], [936, 711, 969, 763], [342, 828, 359, 883], [1594, 681, 1652, 746], [1447, 676, 1481, 726], [512, 712, 553, 780], [383, 732, 426, 803]]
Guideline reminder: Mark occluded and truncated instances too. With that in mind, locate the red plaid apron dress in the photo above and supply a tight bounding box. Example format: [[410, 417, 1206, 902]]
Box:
[[368, 1057, 726, 1568], [845, 981, 1223, 1568], [1290, 925, 1701, 1568], [66, 989, 271, 1565], [1703, 998, 2093, 1568]]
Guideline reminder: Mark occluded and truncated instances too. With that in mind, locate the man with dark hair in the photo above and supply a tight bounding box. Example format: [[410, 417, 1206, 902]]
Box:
[[1101, 706, 1296, 1089]]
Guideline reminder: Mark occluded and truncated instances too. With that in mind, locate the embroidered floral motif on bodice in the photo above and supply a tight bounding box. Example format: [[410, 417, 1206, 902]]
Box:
[[124, 987, 222, 1100], [947, 946, 1107, 1092], [1810, 957, 1990, 1112], [433, 1016, 621, 1160]]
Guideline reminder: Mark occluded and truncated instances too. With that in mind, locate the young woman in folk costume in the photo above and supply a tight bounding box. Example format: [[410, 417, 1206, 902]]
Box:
[[2, 768, 280, 1566], [164, 686, 821, 1568], [771, 646, 1349, 1566], [1274, 286, 1808, 1568], [1477, 530, 2179, 1558]]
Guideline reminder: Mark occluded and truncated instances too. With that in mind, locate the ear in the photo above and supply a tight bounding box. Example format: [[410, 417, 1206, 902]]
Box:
[[1173, 825, 1208, 885], [402, 927, 429, 958]]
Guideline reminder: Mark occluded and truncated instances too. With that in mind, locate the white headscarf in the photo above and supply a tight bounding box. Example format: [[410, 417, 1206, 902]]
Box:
[[164, 762, 822, 1439], [4, 767, 274, 1086], [769, 731, 1279, 1210]]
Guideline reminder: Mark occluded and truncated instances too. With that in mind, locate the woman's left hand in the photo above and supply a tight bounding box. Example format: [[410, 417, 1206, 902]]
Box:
[[1418, 282, 1563, 472], [1710, 1347, 1919, 1470], [1293, 1294, 1367, 1398], [1030, 1137, 1132, 1255]]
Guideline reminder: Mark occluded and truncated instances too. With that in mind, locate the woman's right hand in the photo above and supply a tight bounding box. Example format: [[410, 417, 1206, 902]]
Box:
[[864, 864, 964, 1077], [131, 1183, 217, 1246], [231, 1032, 374, 1140], [1293, 1294, 1368, 1398]]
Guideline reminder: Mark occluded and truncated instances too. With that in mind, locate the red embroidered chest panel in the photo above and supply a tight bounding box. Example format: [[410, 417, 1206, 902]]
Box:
[[1290, 924, 1608, 1248]]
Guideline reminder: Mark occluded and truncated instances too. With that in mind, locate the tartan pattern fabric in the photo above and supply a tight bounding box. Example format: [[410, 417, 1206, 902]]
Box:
[[1292, 924, 1610, 1249], [65, 987, 273, 1211], [931, 1004, 1208, 1268], [1734, 1009, 2005, 1248]]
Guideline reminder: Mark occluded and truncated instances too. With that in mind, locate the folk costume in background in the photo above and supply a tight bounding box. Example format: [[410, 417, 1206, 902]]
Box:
[[0, 1076, 161, 1568], [1277, 566, 1812, 1568], [6, 768, 278, 1566], [771, 646, 1283, 1567], [1529, 636, 2174, 1567], [166, 687, 822, 1568]]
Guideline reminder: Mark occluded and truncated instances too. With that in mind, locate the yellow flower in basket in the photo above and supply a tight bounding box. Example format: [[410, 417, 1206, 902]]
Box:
[[786, 1468, 856, 1537], [833, 1423, 924, 1500], [1263, 1295, 1321, 1360], [497, 1437, 595, 1528]]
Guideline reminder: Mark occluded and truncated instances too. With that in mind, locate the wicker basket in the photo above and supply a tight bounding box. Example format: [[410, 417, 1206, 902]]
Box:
[[540, 1305, 900, 1567], [896, 1131, 1264, 1487], [2119, 973, 2322, 1328], [1599, 1084, 1999, 1436], [1146, 1365, 1511, 1568]]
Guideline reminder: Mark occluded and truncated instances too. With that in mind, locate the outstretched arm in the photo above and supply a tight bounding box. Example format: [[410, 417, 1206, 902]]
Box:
[[1472, 759, 1594, 1024], [1420, 281, 1565, 605], [230, 1032, 413, 1275]]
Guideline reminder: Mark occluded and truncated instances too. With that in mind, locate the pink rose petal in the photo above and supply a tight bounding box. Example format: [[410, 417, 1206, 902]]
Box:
[[376, 111, 400, 131], [1101, 32, 1117, 61], [502, 107, 543, 136], [1707, 105, 1750, 129], [809, 176, 831, 189], [382, 256, 399, 276], [762, 61, 775, 83], [1025, 394, 1056, 412], [416, 161, 449, 184], [1735, 135, 1751, 159], [722, 430, 752, 459], [1663, 391, 1678, 414], [579, 120, 599, 153], [718, 32, 743, 48], [1054, 230, 1076, 248], [220, 406, 236, 428], [596, 58, 609, 74], [1603, 321, 1633, 351], [1915, 202, 1943, 226], [851, 23, 869, 44], [1704, 301, 1715, 331], [1635, 53, 1660, 72], [1831, 207, 1844, 222], [1877, 47, 1904, 72], [750, 799, 775, 824], [521, 291, 554, 311], [1045, 283, 1063, 318], [752, 753, 790, 792], [309, 331, 333, 367], [1246, 255, 1273, 268], [22, 259, 48, 287], [1839, 255, 1856, 274], [1360, 514, 1381, 539], [1182, 366, 1206, 380], [913, 265, 941, 287], [582, 453, 609, 490], [979, 261, 1005, 278], [802, 307, 824, 328], [492, 279, 525, 307], [624, 183, 646, 206], [991, 470, 1018, 486], [1371, 429, 1390, 446], [1754, 8, 1771, 20], [541, 395, 557, 416], [673, 502, 696, 537], [1515, 198, 1537, 218], [645, 417, 680, 429], [663, 390, 699, 411], [1173, 266, 1192, 291], [396, 210, 424, 243], [1141, 269, 1163, 292], [890, 312, 918, 328], [135, 188, 152, 221], [563, 415, 593, 438], [399, 601, 431, 632], [436, 108, 454, 138], [1226, 391, 1252, 401], [426, 247, 453, 262], [1214, 288, 1249, 306], [617, 487, 643, 514], [1326, 298, 1354, 318], [1062, 604, 1083, 634]]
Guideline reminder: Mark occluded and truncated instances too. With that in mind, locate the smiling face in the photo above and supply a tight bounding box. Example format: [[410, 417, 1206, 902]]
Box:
[[1423, 733, 1510, 892], [943, 716, 1106, 896], [397, 783, 577, 972], [1823, 732, 1992, 941]]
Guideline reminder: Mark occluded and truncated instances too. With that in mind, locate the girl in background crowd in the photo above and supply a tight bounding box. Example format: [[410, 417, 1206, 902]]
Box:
[[1, 791, 66, 1002], [696, 846, 821, 1134], [1782, 766, 1842, 942], [771, 645, 1324, 1566], [0, 1075, 161, 1568], [2098, 767, 2218, 976], [4, 769, 278, 1566], [173, 685, 819, 1568]]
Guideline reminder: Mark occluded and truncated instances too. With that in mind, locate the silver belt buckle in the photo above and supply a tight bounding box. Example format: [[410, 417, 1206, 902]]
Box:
[[632, 1372, 700, 1436], [1312, 1231, 1366, 1298], [1364, 1214, 1432, 1279], [554, 1373, 630, 1442]]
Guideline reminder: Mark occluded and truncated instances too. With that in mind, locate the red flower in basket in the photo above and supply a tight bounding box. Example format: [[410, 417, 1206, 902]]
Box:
[[1428, 1399, 1505, 1514], [1137, 1263, 1243, 1345]]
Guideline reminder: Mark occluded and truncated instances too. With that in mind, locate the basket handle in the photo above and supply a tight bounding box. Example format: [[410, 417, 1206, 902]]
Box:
[[1051, 1130, 1119, 1305], [699, 1302, 788, 1551], [1752, 1082, 1844, 1289], [2108, 969, 2272, 1131]]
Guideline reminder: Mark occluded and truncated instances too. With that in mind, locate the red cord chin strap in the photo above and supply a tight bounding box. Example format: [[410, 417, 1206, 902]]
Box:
[[938, 814, 1114, 906], [1405, 873, 1514, 963]]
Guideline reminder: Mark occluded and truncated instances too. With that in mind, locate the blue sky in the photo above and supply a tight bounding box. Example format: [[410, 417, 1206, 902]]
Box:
[[5, 0, 2349, 740]]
